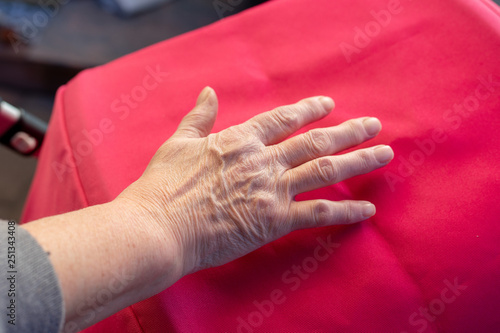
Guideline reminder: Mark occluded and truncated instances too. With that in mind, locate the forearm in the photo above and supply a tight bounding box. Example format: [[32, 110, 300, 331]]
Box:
[[22, 199, 182, 331]]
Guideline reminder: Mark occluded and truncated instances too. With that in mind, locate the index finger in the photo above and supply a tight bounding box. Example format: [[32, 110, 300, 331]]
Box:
[[244, 96, 335, 146]]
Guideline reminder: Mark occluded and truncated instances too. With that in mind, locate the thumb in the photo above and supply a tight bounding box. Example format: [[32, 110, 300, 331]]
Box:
[[174, 87, 218, 139]]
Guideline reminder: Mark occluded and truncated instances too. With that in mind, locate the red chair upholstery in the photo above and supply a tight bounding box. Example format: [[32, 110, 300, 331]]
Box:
[[23, 0, 500, 331]]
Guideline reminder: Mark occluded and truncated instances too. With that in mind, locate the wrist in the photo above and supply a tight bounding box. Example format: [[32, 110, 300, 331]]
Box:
[[109, 196, 184, 292]]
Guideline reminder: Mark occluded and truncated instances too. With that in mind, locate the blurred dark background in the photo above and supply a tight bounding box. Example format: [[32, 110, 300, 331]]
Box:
[[0, 0, 266, 220]]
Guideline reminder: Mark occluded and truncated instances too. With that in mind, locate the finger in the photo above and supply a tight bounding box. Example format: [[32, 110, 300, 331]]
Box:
[[244, 96, 335, 145], [173, 87, 218, 139], [288, 200, 376, 231], [273, 117, 382, 168], [285, 145, 394, 195]]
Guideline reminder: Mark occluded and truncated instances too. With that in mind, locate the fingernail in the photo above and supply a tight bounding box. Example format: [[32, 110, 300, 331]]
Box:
[[362, 203, 376, 218], [319, 96, 335, 111], [373, 145, 394, 164], [363, 117, 381, 137], [196, 87, 212, 106]]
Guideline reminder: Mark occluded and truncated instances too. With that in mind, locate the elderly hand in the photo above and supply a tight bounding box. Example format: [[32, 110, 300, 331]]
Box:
[[22, 87, 393, 330], [118, 87, 394, 281]]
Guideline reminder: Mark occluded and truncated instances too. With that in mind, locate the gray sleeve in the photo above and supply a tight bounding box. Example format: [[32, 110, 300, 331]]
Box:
[[0, 220, 64, 333]]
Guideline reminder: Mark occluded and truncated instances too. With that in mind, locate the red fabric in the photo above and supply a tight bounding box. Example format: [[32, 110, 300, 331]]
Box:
[[23, 0, 500, 331]]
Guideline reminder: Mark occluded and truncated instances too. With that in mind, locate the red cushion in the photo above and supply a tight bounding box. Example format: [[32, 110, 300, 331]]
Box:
[[23, 0, 500, 331]]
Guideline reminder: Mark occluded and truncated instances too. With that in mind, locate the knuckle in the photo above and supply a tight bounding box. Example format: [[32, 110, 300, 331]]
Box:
[[281, 169, 298, 195], [247, 121, 266, 139], [356, 150, 372, 169], [345, 201, 359, 222], [207, 131, 261, 162], [300, 98, 323, 113], [186, 110, 205, 123], [273, 107, 300, 130], [315, 158, 338, 183], [307, 129, 330, 154], [346, 119, 365, 142], [313, 201, 331, 226]]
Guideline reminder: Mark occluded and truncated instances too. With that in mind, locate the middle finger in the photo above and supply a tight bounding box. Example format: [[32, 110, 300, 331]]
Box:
[[271, 117, 382, 168]]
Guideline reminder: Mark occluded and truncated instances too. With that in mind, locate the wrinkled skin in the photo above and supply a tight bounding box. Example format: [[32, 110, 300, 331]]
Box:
[[118, 87, 393, 281]]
